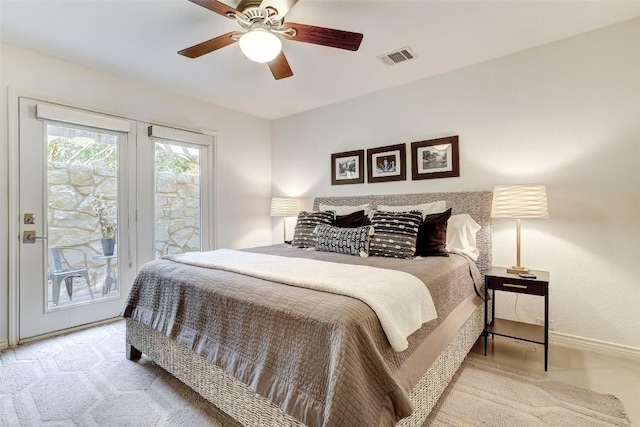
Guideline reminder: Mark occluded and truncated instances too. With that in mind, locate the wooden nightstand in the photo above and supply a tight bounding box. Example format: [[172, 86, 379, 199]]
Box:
[[483, 267, 550, 370]]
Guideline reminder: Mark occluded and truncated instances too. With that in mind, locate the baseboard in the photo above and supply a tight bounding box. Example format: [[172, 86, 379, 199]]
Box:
[[550, 331, 640, 360], [0, 339, 8, 351]]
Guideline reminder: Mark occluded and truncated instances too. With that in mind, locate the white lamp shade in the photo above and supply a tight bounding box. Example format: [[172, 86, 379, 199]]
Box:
[[491, 185, 549, 219], [270, 198, 299, 217], [239, 29, 282, 63]]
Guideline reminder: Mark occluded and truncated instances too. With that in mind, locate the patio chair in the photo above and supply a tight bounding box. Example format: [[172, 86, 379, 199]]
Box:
[[49, 246, 94, 306]]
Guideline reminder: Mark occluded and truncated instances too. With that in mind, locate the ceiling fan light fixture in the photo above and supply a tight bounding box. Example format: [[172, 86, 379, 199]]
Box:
[[239, 28, 282, 63]]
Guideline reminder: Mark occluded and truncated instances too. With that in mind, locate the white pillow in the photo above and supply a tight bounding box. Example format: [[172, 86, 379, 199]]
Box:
[[446, 214, 481, 261], [319, 203, 371, 217], [377, 201, 447, 219]]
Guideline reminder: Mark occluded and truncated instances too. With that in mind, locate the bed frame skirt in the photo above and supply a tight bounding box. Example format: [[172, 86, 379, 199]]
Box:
[[125, 301, 485, 427]]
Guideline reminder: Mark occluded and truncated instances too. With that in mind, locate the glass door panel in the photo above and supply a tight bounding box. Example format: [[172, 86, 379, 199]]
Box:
[[154, 141, 201, 258], [46, 124, 120, 308]]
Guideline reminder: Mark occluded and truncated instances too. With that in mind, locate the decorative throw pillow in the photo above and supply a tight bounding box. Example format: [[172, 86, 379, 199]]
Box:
[[314, 224, 373, 257], [415, 208, 452, 257], [291, 211, 334, 248], [369, 211, 422, 259], [333, 210, 368, 228]]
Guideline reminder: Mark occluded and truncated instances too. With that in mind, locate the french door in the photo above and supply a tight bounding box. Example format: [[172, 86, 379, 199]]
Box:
[[135, 124, 215, 265], [18, 98, 138, 339], [15, 97, 215, 341]]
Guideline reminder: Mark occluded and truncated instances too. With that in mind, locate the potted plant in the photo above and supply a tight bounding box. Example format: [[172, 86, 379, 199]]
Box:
[[90, 194, 117, 256]]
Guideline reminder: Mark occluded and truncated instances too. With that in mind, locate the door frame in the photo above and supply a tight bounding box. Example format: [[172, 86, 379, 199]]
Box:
[[7, 87, 218, 345], [8, 87, 21, 346]]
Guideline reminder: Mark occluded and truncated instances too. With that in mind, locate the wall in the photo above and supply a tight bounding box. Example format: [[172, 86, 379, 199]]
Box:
[[272, 19, 640, 349], [0, 43, 272, 345]]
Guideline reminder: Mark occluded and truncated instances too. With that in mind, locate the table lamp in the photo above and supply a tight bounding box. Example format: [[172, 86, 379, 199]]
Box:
[[491, 184, 548, 274], [270, 197, 299, 243]]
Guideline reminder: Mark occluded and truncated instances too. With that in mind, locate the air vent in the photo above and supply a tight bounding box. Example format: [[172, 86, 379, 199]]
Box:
[[377, 47, 417, 66]]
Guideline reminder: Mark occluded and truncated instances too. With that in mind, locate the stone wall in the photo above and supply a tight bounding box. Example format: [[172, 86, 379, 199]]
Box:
[[155, 172, 201, 257], [47, 162, 200, 291], [48, 162, 116, 292], [48, 162, 116, 250]]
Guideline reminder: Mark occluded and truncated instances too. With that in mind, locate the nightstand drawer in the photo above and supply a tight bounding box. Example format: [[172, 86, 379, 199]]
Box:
[[486, 276, 547, 296]]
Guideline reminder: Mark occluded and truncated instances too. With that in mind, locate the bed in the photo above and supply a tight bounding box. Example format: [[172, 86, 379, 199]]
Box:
[[123, 191, 492, 427]]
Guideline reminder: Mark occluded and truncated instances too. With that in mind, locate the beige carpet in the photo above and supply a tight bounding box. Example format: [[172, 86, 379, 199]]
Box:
[[0, 320, 629, 427]]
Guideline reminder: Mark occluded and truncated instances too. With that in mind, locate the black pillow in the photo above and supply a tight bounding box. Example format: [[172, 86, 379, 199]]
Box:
[[415, 208, 452, 257], [333, 210, 368, 228]]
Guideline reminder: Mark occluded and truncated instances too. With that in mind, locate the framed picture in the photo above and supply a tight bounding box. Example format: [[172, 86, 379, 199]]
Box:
[[367, 143, 406, 183], [331, 150, 365, 185], [411, 136, 460, 180]]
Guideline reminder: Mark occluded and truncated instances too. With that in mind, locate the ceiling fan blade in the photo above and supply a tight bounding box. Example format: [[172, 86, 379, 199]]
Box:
[[259, 0, 299, 18], [187, 0, 240, 19], [268, 51, 294, 80], [282, 23, 363, 51], [178, 31, 243, 58]]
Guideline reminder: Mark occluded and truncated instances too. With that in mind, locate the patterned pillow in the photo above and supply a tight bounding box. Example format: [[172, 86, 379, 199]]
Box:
[[291, 211, 334, 248], [369, 211, 422, 259], [314, 224, 373, 257]]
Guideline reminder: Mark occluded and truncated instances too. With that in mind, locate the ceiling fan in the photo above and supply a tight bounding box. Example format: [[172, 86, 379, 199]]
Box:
[[178, 0, 364, 80]]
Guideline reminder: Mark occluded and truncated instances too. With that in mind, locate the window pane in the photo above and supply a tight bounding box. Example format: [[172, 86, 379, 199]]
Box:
[[155, 141, 201, 258], [46, 124, 120, 309]]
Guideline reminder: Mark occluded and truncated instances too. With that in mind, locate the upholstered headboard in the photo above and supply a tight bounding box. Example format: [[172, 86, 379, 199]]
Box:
[[313, 191, 493, 275]]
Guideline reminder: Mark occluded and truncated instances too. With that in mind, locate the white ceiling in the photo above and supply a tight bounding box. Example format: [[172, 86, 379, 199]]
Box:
[[2, 0, 640, 119]]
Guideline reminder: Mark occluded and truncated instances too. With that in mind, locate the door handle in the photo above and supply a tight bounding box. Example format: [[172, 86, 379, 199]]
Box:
[[23, 231, 48, 244]]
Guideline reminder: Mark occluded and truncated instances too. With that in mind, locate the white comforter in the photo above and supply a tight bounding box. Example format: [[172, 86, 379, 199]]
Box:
[[167, 249, 437, 351]]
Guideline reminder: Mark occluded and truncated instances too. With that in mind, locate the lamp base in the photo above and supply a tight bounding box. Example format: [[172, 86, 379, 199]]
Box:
[[507, 265, 530, 274]]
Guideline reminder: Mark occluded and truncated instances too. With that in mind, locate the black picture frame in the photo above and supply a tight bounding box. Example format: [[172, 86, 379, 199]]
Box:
[[367, 143, 406, 183], [411, 136, 460, 180], [331, 150, 365, 185]]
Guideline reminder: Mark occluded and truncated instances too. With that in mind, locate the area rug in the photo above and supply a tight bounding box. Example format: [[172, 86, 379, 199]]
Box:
[[425, 355, 629, 426], [0, 320, 629, 427]]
